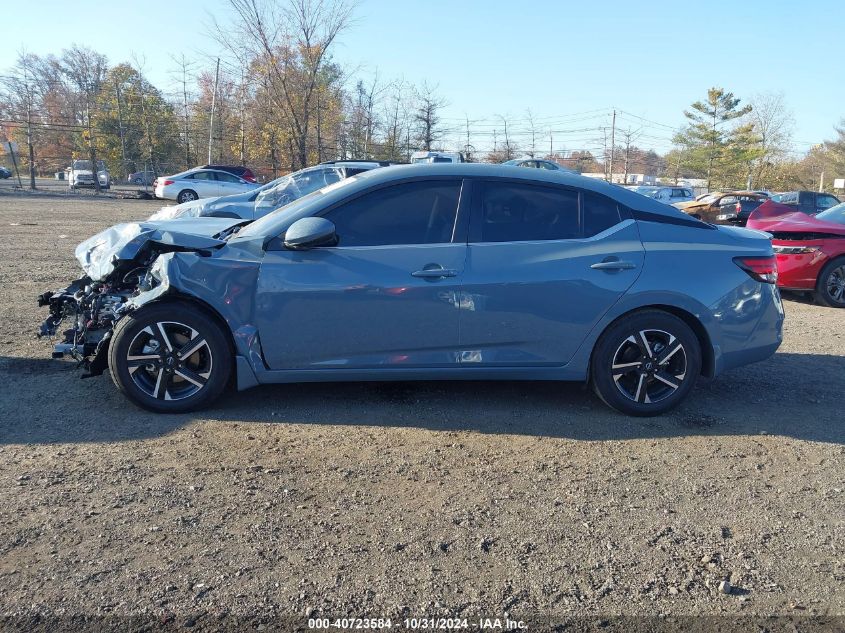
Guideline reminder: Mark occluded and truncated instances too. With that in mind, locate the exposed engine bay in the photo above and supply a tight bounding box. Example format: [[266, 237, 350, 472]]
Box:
[[37, 218, 247, 376]]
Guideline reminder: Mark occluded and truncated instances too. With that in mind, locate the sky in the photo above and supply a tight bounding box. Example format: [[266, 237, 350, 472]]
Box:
[[1, 0, 841, 157]]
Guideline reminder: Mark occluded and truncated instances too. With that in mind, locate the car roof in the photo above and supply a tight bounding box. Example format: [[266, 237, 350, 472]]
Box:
[[345, 163, 690, 216]]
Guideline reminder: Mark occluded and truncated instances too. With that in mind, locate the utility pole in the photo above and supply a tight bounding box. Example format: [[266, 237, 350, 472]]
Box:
[[208, 57, 220, 165], [819, 170, 825, 193], [24, 69, 35, 189], [549, 131, 553, 158], [115, 79, 127, 180], [608, 109, 616, 183], [465, 115, 471, 161], [86, 86, 101, 194], [239, 69, 246, 166], [181, 58, 191, 169]]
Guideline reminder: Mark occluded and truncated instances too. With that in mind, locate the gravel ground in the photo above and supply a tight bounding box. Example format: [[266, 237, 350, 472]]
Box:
[[0, 192, 843, 630]]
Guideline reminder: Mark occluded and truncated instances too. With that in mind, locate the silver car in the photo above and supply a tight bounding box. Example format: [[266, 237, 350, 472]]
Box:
[[150, 162, 395, 221], [154, 168, 259, 203]]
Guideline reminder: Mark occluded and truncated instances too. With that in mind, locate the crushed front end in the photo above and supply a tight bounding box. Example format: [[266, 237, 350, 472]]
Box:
[[37, 218, 245, 376]]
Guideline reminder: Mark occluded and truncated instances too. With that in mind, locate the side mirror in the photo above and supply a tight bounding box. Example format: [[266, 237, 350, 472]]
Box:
[[283, 217, 337, 250]]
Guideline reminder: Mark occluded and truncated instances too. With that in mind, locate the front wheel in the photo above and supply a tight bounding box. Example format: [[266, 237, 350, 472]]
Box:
[[591, 310, 701, 416], [814, 257, 845, 308], [108, 302, 232, 413]]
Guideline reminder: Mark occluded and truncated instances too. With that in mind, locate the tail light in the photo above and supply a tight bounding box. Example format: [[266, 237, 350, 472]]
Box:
[[244, 175, 257, 183], [735, 202, 742, 214], [772, 245, 819, 255], [161, 179, 174, 186], [734, 256, 777, 284]]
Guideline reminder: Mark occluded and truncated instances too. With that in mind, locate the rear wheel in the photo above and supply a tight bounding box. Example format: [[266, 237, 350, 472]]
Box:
[[591, 310, 701, 416], [814, 257, 845, 308], [177, 189, 198, 203], [108, 302, 231, 413]]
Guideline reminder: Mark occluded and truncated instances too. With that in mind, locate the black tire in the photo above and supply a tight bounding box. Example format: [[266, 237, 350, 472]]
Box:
[[591, 309, 701, 417], [177, 189, 198, 204], [108, 302, 232, 413], [133, 177, 142, 185], [814, 256, 845, 308]]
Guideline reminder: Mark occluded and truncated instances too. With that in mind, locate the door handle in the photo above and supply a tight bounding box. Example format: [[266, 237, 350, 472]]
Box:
[[412, 266, 457, 279], [590, 259, 636, 271]]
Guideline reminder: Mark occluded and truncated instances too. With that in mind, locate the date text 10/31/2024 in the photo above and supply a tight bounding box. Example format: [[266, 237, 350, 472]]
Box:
[[308, 617, 529, 630]]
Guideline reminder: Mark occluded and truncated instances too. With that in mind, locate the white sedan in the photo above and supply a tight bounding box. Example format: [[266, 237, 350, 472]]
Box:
[[154, 168, 259, 203]]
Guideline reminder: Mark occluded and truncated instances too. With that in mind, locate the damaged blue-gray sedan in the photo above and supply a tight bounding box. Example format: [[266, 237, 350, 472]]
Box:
[[38, 164, 784, 416]]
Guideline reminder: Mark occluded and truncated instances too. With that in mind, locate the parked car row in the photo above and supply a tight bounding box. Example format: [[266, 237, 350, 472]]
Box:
[[149, 161, 399, 221], [675, 191, 769, 225]]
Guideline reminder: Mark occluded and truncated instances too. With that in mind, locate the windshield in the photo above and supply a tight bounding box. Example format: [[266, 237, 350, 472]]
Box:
[[239, 174, 360, 238], [254, 167, 343, 212], [72, 160, 106, 171], [815, 202, 845, 224]]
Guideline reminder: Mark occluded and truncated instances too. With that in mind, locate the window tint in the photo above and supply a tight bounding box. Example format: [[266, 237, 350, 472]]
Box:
[[323, 180, 461, 246], [583, 192, 622, 237], [478, 182, 579, 242], [215, 171, 241, 183], [187, 172, 213, 181], [818, 194, 839, 209]]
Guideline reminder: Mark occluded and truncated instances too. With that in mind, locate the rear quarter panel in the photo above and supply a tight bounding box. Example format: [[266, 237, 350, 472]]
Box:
[[563, 220, 783, 379]]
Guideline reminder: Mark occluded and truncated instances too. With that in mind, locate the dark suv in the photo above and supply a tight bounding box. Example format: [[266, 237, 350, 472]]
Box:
[[772, 191, 840, 215]]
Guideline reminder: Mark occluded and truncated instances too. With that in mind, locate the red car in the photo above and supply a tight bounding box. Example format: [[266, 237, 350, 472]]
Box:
[[747, 200, 845, 307]]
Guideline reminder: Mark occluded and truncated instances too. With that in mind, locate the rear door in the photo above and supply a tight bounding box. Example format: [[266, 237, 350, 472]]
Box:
[[215, 170, 249, 196], [182, 171, 219, 197], [458, 180, 644, 366]]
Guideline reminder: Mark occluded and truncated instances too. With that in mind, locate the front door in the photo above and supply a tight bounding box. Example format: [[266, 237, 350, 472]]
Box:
[[255, 178, 469, 370], [458, 181, 644, 366]]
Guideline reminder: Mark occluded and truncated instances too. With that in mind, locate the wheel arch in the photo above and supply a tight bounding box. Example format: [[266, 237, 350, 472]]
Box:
[[592, 304, 715, 378], [128, 294, 239, 388]]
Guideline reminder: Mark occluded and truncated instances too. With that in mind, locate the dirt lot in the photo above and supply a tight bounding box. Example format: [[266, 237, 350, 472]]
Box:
[[0, 191, 843, 630]]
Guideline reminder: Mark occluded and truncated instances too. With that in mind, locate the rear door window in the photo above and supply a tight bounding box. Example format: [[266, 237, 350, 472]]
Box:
[[476, 181, 580, 242], [583, 192, 622, 237], [818, 194, 839, 210]]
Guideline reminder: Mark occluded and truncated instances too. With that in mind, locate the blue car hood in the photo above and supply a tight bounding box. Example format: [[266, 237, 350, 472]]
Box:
[[76, 217, 246, 281]]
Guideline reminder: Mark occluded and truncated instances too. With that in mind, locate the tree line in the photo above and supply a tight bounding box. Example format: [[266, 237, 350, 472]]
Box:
[[1, 0, 844, 193]]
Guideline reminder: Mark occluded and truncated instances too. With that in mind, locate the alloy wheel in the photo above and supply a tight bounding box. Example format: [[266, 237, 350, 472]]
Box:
[[125, 321, 213, 401], [611, 329, 688, 404], [825, 265, 845, 305]]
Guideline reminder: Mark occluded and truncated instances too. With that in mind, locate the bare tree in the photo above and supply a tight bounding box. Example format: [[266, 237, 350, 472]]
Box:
[[619, 126, 642, 184], [0, 52, 41, 188], [525, 108, 537, 158], [170, 54, 197, 170], [380, 78, 410, 161], [61, 45, 108, 192], [748, 92, 794, 189], [413, 81, 446, 151], [497, 113, 516, 160], [220, 0, 354, 169]]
